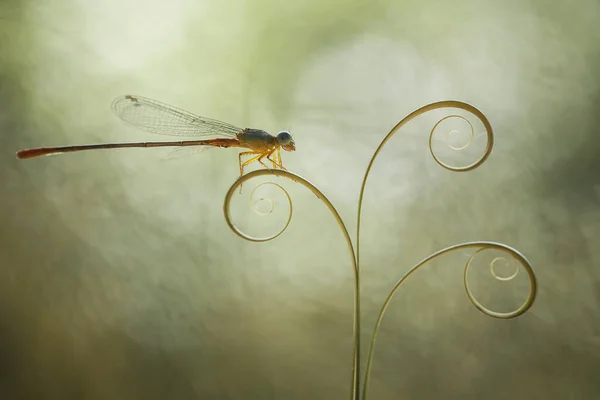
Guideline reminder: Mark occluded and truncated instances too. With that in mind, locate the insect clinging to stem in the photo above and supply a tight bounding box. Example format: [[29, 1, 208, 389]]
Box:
[[16, 95, 296, 187]]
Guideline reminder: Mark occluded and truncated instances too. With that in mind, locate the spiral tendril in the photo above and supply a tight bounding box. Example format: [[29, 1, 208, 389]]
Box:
[[249, 182, 277, 216], [489, 256, 520, 281], [361, 242, 537, 398], [223, 169, 361, 396], [222, 100, 536, 400], [356, 101, 518, 400], [435, 115, 474, 152], [463, 244, 536, 318], [224, 175, 293, 242]]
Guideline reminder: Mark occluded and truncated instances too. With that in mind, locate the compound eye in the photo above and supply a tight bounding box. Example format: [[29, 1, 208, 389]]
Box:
[[277, 131, 292, 145]]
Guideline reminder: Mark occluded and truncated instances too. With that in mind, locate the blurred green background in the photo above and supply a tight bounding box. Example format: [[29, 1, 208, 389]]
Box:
[[1, 0, 599, 399]]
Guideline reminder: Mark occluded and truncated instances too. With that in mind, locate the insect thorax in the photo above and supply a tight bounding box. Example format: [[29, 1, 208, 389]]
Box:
[[240, 128, 277, 150]]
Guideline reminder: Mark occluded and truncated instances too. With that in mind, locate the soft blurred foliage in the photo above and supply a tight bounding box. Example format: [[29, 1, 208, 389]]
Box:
[[1, 0, 599, 399]]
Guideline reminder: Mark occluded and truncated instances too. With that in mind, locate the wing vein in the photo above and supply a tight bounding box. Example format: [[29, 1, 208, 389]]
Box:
[[111, 95, 243, 138]]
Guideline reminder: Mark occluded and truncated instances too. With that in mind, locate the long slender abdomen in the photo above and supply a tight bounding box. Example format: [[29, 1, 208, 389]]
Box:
[[16, 138, 241, 160], [17, 147, 58, 159]]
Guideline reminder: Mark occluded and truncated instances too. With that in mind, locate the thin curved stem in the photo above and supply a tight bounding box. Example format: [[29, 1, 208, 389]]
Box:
[[222, 101, 536, 400], [223, 169, 361, 400], [356, 100, 494, 275], [356, 101, 495, 397], [361, 241, 537, 399]]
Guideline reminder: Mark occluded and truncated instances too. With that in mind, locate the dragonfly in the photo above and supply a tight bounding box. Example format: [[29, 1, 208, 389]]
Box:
[[16, 95, 296, 178]]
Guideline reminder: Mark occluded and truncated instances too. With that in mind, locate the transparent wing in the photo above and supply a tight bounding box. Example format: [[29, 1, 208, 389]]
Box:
[[160, 145, 215, 161], [111, 95, 243, 138]]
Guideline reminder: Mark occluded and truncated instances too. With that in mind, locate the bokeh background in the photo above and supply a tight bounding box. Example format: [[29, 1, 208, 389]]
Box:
[[1, 0, 599, 399]]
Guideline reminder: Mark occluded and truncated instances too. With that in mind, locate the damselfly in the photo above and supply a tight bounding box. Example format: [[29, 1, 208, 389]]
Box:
[[17, 95, 296, 177]]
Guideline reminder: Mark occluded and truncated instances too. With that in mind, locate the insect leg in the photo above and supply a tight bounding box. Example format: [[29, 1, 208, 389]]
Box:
[[257, 150, 275, 170], [267, 148, 279, 168], [266, 153, 277, 168], [241, 152, 266, 170], [266, 150, 284, 170], [277, 148, 286, 170], [269, 147, 286, 170], [239, 151, 260, 176], [238, 151, 262, 194]]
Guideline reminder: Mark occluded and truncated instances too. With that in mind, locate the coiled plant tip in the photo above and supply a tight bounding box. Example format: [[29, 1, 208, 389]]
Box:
[[222, 100, 537, 400]]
